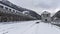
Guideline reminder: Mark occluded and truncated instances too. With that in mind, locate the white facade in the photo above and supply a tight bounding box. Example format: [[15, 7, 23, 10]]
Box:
[[41, 11, 51, 22]]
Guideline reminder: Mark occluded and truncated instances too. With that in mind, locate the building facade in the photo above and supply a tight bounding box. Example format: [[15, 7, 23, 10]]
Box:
[[41, 11, 51, 22], [0, 0, 37, 22]]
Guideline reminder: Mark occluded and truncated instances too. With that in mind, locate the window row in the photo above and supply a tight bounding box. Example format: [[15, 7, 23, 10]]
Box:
[[0, 5, 21, 14]]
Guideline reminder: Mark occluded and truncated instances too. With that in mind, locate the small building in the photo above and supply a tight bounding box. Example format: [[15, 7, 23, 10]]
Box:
[[41, 11, 51, 22]]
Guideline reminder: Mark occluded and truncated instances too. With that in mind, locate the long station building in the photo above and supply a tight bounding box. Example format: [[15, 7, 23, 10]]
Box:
[[0, 0, 37, 22]]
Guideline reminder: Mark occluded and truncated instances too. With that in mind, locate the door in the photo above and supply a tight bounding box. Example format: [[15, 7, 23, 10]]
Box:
[[45, 19, 47, 21]]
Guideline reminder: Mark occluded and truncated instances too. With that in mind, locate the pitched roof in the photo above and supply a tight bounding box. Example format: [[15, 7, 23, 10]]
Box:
[[41, 11, 50, 15]]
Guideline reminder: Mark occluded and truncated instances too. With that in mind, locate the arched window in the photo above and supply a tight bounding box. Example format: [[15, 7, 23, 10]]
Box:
[[0, 5, 3, 8], [9, 9, 11, 11], [5, 7, 8, 10], [13, 10, 15, 12]]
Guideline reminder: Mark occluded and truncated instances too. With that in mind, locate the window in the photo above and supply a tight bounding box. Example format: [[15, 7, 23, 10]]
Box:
[[5, 7, 8, 10], [0, 5, 3, 8], [46, 14, 49, 17], [16, 11, 18, 13], [43, 14, 49, 17], [13, 10, 15, 12], [9, 9, 11, 11]]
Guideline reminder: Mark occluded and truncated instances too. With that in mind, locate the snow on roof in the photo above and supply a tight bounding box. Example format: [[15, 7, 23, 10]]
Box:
[[41, 11, 50, 15]]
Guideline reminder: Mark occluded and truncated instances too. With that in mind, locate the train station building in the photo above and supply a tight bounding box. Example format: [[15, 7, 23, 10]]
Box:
[[0, 0, 38, 22]]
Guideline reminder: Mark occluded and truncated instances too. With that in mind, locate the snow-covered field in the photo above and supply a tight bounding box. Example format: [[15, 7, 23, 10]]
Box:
[[0, 20, 60, 34]]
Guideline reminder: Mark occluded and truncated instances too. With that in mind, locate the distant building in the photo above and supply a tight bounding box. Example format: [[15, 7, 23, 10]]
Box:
[[51, 10, 60, 22], [41, 11, 51, 22]]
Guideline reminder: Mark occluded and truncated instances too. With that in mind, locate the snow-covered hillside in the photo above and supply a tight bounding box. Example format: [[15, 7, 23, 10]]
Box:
[[0, 20, 60, 34]]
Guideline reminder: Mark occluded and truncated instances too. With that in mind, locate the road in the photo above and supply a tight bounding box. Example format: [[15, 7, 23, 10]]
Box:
[[0, 20, 60, 34]]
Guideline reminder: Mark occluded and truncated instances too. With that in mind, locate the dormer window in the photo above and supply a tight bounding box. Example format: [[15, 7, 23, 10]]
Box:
[[5, 7, 8, 10], [13, 10, 15, 12], [0, 5, 3, 8], [46, 14, 49, 17], [9, 9, 11, 11]]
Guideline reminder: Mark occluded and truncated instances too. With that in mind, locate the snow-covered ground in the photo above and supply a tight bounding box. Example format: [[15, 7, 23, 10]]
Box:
[[0, 20, 60, 34]]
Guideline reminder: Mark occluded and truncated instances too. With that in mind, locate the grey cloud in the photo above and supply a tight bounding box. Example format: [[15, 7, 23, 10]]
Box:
[[8, 0, 60, 9], [34, 0, 60, 9]]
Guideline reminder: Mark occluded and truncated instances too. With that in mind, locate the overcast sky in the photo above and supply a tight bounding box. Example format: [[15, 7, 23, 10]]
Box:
[[8, 0, 60, 15]]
